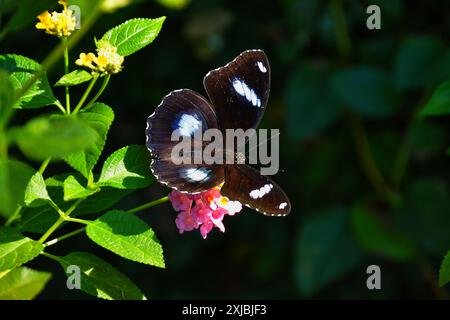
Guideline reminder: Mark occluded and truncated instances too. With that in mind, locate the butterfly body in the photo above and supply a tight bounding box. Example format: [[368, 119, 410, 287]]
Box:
[[146, 50, 291, 216]]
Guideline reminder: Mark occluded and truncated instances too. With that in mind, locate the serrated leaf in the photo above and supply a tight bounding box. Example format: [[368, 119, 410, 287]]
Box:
[[54, 70, 93, 87], [0, 160, 35, 218], [86, 210, 165, 268], [64, 103, 114, 178], [12, 115, 98, 161], [351, 206, 416, 261], [17, 173, 132, 234], [0, 227, 44, 271], [57, 251, 146, 300], [98, 145, 154, 189], [332, 66, 400, 118], [63, 175, 99, 201], [100, 17, 166, 56], [0, 267, 51, 300], [0, 70, 15, 125], [420, 81, 450, 117], [0, 54, 58, 109], [439, 251, 450, 287], [24, 172, 51, 207], [293, 207, 363, 297]]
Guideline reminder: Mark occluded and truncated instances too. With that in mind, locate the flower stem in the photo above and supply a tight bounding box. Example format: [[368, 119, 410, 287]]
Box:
[[85, 74, 111, 109], [14, 6, 102, 107], [127, 196, 169, 214], [62, 37, 70, 114], [73, 74, 98, 114]]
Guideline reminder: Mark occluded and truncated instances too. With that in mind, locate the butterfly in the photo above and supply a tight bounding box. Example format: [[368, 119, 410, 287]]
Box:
[[145, 50, 291, 216]]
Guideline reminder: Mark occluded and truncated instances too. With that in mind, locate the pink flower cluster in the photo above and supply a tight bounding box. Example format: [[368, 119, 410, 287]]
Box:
[[169, 186, 242, 239]]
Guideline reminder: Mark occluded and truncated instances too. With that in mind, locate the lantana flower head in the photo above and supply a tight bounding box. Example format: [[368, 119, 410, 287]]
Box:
[[170, 185, 242, 239], [75, 43, 124, 75], [36, 0, 77, 37]]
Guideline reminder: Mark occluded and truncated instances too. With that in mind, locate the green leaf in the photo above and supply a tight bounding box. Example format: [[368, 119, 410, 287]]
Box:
[[0, 227, 44, 271], [98, 145, 154, 189], [86, 210, 165, 268], [0, 267, 51, 300], [351, 206, 416, 261], [63, 175, 99, 201], [439, 251, 450, 287], [0, 160, 35, 218], [0, 70, 15, 125], [0, 54, 58, 109], [24, 172, 51, 207], [395, 179, 450, 256], [293, 207, 363, 297], [285, 64, 339, 142], [394, 36, 445, 90], [64, 103, 114, 179], [100, 17, 166, 56], [12, 115, 98, 161], [57, 252, 146, 300], [17, 173, 133, 234], [420, 81, 450, 117], [54, 70, 93, 87], [332, 66, 400, 118]]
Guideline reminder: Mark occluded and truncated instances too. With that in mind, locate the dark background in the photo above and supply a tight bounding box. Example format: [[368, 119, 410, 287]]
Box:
[[2, 0, 450, 299]]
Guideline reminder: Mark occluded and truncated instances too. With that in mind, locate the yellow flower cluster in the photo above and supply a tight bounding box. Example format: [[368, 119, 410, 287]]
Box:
[[75, 44, 124, 75], [35, 1, 77, 37]]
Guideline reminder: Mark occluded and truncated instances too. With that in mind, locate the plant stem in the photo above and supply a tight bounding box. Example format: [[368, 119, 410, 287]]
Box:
[[40, 251, 63, 263], [62, 37, 71, 114], [73, 74, 99, 114], [348, 114, 393, 202], [39, 157, 51, 175], [38, 199, 86, 243], [85, 74, 111, 109], [45, 227, 86, 247], [42, 195, 170, 247], [330, 0, 351, 59], [417, 255, 449, 300], [54, 100, 66, 114], [14, 6, 102, 107], [127, 196, 169, 214], [5, 205, 22, 227]]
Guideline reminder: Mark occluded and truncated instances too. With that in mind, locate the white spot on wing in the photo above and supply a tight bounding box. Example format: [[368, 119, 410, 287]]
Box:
[[175, 114, 202, 136], [232, 79, 261, 108], [257, 61, 267, 73], [183, 168, 210, 182], [279, 202, 287, 209], [249, 183, 273, 199]]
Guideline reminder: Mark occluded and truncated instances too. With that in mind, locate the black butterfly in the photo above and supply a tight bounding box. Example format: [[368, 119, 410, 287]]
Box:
[[145, 50, 291, 216]]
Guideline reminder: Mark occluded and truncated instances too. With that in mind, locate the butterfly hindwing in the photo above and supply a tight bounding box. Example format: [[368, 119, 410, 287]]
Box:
[[221, 165, 291, 216], [203, 50, 270, 131], [146, 89, 224, 193]]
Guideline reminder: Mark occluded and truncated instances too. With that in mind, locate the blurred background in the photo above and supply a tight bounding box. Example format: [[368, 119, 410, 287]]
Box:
[[2, 0, 450, 299]]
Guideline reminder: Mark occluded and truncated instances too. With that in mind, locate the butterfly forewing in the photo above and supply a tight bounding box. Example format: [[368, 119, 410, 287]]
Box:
[[221, 165, 291, 216], [146, 89, 224, 193], [203, 50, 270, 131]]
